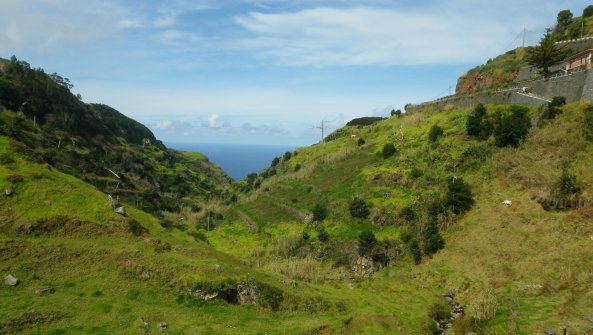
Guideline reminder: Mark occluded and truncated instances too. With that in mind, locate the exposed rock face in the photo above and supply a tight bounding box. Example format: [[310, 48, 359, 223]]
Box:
[[114, 206, 126, 216], [237, 282, 257, 305], [352, 256, 378, 278], [157, 322, 168, 332], [4, 274, 20, 286], [456, 68, 520, 95]]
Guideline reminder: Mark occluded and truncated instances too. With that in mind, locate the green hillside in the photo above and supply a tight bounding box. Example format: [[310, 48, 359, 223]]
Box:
[[2, 54, 593, 335]]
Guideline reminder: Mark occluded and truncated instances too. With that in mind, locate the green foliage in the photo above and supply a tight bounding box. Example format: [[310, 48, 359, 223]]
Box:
[[312, 203, 327, 222], [154, 241, 172, 253], [349, 197, 369, 218], [358, 230, 378, 257], [444, 177, 474, 215], [466, 104, 493, 140], [346, 117, 385, 127], [556, 9, 573, 28], [357, 138, 365, 146], [381, 143, 397, 158], [400, 206, 416, 222], [408, 238, 422, 264], [423, 217, 444, 256], [584, 5, 593, 17], [542, 96, 567, 120], [127, 219, 148, 236], [554, 165, 581, 199], [390, 109, 402, 117], [428, 124, 444, 142], [526, 30, 566, 78], [316, 225, 329, 242], [271, 157, 280, 167], [283, 151, 292, 161], [493, 105, 531, 147], [294, 163, 302, 172]]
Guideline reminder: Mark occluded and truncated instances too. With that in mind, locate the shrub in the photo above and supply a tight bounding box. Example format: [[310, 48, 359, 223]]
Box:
[[400, 205, 416, 222], [400, 229, 413, 243], [423, 217, 445, 255], [466, 104, 492, 140], [428, 124, 444, 142], [584, 5, 593, 17], [408, 238, 421, 264], [312, 204, 327, 222], [294, 163, 301, 172], [381, 143, 397, 158], [271, 157, 280, 167], [542, 96, 566, 120], [444, 177, 474, 215], [390, 109, 402, 117], [283, 151, 292, 161], [316, 226, 329, 242], [188, 230, 209, 244], [349, 197, 369, 218], [493, 105, 531, 147], [127, 219, 148, 236], [358, 230, 378, 257], [0, 153, 14, 165], [357, 138, 365, 146], [347, 117, 385, 127], [553, 165, 581, 199]]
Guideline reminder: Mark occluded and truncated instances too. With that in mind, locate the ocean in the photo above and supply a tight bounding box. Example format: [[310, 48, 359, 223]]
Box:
[[167, 142, 297, 180]]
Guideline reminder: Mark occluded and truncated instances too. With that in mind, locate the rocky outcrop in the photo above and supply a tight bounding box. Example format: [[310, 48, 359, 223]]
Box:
[[4, 274, 20, 286], [352, 256, 383, 278]]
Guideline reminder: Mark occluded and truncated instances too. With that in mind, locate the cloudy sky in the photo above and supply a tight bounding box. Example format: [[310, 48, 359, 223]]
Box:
[[0, 0, 589, 145]]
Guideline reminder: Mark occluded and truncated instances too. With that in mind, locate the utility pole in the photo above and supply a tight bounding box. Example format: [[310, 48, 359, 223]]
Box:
[[522, 28, 526, 47], [314, 120, 326, 143]]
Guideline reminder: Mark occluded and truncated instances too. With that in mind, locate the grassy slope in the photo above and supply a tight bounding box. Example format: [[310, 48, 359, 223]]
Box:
[[0, 136, 373, 335], [213, 103, 593, 334]]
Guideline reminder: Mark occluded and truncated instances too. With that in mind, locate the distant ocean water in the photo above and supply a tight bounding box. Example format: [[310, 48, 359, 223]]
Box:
[[167, 142, 297, 180]]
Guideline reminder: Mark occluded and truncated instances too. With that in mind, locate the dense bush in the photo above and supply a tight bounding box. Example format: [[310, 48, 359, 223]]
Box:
[[349, 197, 369, 218], [466, 104, 492, 140], [357, 138, 365, 146], [346, 117, 385, 127], [553, 165, 581, 199], [127, 219, 149, 236], [312, 204, 327, 222], [444, 177, 474, 215], [428, 124, 444, 142], [316, 225, 329, 242], [400, 205, 416, 222], [294, 163, 302, 172], [283, 151, 292, 161], [408, 238, 422, 264], [541, 96, 566, 120], [381, 143, 397, 158], [423, 217, 445, 255], [358, 230, 378, 257], [493, 105, 531, 147], [584, 5, 593, 17], [271, 157, 280, 167]]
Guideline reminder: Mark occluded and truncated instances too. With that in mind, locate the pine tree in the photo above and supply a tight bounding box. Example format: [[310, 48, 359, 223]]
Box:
[[526, 30, 565, 78]]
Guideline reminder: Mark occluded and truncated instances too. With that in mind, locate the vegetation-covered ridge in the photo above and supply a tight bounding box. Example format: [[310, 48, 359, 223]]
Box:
[[456, 5, 593, 95], [0, 56, 231, 213]]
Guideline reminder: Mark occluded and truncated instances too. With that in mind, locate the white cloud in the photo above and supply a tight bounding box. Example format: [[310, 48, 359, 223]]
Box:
[[0, 0, 130, 53], [234, 5, 546, 66], [208, 113, 220, 128]]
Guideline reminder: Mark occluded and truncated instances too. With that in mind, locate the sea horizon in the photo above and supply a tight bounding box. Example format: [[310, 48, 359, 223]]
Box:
[[167, 142, 298, 180]]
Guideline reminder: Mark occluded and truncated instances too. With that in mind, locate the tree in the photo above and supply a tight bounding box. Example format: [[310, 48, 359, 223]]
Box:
[[271, 157, 280, 167], [381, 143, 397, 158], [466, 104, 493, 140], [358, 230, 378, 257], [428, 124, 444, 142], [423, 216, 445, 255], [526, 30, 565, 78], [349, 197, 369, 218], [493, 105, 532, 147], [444, 177, 474, 215], [556, 9, 573, 29], [312, 204, 327, 222], [391, 109, 402, 117], [584, 5, 593, 17], [283, 151, 292, 161], [542, 96, 566, 120]]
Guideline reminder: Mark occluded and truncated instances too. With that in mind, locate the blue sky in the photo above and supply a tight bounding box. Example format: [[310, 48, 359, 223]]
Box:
[[0, 0, 590, 145]]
